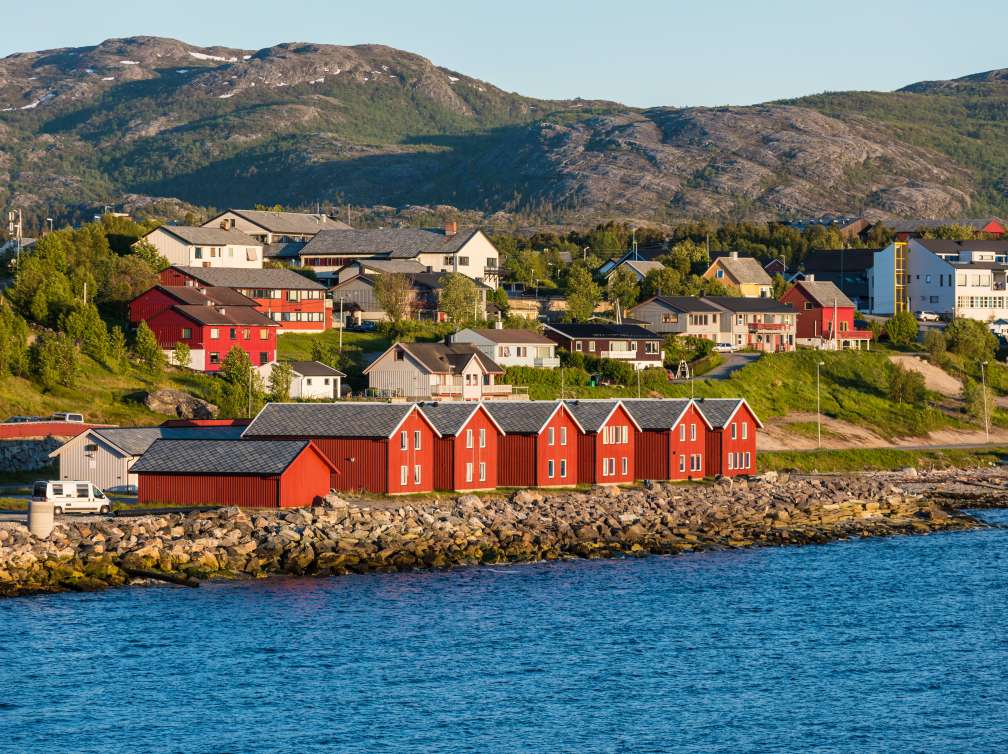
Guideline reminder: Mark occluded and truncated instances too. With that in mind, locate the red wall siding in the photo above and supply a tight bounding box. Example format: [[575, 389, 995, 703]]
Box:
[[138, 473, 279, 508], [536, 407, 579, 486], [452, 408, 500, 491], [250, 436, 388, 493], [433, 436, 454, 491], [129, 288, 178, 323], [635, 430, 669, 480], [386, 409, 435, 494], [593, 404, 636, 484], [146, 309, 277, 372], [498, 434, 535, 487], [575, 433, 595, 485], [670, 404, 707, 481], [719, 405, 758, 477], [781, 286, 856, 340], [278, 446, 333, 507]]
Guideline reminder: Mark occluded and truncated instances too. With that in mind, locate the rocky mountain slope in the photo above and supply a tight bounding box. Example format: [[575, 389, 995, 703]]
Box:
[[0, 37, 1004, 225]]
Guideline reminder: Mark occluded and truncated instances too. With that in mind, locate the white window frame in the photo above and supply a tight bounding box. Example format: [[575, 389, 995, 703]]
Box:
[[690, 423, 696, 441], [560, 459, 567, 478], [400, 431, 408, 450], [400, 465, 408, 485], [479, 462, 486, 482], [621, 456, 627, 475], [679, 454, 686, 473], [466, 429, 473, 449], [731, 423, 738, 440], [479, 428, 486, 448], [549, 427, 555, 446], [414, 430, 421, 450], [466, 462, 473, 483], [679, 424, 686, 442], [742, 422, 748, 440], [547, 459, 555, 478], [560, 426, 567, 446], [414, 464, 421, 485]]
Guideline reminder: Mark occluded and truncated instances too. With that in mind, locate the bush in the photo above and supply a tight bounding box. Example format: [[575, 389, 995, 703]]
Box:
[[884, 311, 919, 346], [504, 365, 591, 389], [923, 329, 946, 360], [30, 332, 80, 391], [887, 363, 927, 405], [133, 321, 165, 377], [945, 318, 997, 362]]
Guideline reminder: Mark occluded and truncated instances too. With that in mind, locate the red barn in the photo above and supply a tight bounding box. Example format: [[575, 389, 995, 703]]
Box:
[[144, 302, 278, 371], [484, 401, 583, 487], [242, 402, 440, 495], [132, 439, 336, 509], [563, 400, 641, 485], [623, 399, 712, 481], [159, 265, 331, 332], [780, 278, 873, 351], [694, 398, 762, 477], [420, 403, 505, 491]]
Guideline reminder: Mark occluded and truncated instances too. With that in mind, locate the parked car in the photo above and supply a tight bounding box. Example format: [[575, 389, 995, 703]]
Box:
[[50, 412, 84, 423], [713, 343, 736, 353], [31, 480, 110, 515], [348, 320, 378, 332], [915, 311, 940, 322]]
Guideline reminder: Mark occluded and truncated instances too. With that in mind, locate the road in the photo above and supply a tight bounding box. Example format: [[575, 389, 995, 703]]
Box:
[[701, 352, 761, 380]]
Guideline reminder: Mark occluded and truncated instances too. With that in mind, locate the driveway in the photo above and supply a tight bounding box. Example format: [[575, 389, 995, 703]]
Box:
[[702, 352, 761, 380]]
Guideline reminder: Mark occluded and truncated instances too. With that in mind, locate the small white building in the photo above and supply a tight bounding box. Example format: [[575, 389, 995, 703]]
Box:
[[451, 328, 560, 368], [138, 226, 264, 268], [259, 360, 346, 400]]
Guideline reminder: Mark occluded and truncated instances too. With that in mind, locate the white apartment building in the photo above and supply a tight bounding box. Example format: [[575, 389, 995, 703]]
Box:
[[906, 239, 1008, 321], [139, 226, 264, 268]]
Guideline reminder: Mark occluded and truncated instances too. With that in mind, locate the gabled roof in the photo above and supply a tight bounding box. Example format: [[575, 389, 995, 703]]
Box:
[[709, 255, 773, 286], [483, 401, 585, 435], [456, 328, 555, 345], [169, 304, 277, 327], [299, 227, 484, 258], [263, 241, 306, 260], [609, 259, 664, 278], [622, 399, 711, 430], [213, 209, 352, 235], [365, 342, 503, 376], [634, 296, 722, 314], [802, 249, 881, 274], [353, 259, 428, 275], [131, 439, 328, 475], [171, 266, 327, 290], [562, 399, 642, 433], [149, 225, 262, 247], [152, 285, 259, 308], [693, 398, 763, 429], [243, 402, 440, 439], [417, 402, 505, 436], [543, 322, 659, 340], [703, 296, 795, 313], [288, 360, 346, 378], [790, 280, 855, 309], [62, 425, 246, 457]]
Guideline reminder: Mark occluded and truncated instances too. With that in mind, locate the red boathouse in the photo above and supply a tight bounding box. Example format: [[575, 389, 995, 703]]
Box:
[[564, 400, 640, 485], [694, 398, 762, 477], [623, 399, 712, 481], [484, 401, 582, 487]]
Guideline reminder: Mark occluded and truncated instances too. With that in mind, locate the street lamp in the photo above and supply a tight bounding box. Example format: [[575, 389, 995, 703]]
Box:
[[816, 360, 826, 448], [981, 360, 990, 443]]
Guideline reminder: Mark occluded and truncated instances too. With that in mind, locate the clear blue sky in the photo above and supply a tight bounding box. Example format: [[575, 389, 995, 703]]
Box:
[[4, 0, 1006, 107]]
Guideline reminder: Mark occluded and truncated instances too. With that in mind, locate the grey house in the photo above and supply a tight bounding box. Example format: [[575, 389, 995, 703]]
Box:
[[628, 296, 723, 341]]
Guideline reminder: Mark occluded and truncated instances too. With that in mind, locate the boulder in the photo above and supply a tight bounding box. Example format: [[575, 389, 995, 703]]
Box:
[[144, 389, 218, 419]]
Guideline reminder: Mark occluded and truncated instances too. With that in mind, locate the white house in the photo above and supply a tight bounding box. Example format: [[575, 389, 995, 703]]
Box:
[[138, 226, 264, 268], [905, 238, 1008, 321], [258, 360, 346, 400], [364, 342, 512, 401], [605, 259, 665, 282], [452, 328, 560, 368], [203, 209, 351, 243]]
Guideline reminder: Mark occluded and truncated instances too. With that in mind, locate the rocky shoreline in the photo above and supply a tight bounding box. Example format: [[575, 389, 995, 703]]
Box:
[[1, 469, 1003, 598]]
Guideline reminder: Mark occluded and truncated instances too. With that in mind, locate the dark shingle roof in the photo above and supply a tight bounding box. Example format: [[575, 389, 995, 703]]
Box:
[[224, 210, 352, 235], [264, 241, 306, 260], [153, 225, 262, 247], [131, 439, 311, 475], [704, 296, 795, 313], [642, 296, 723, 313], [156, 285, 258, 308], [390, 343, 503, 375], [457, 328, 554, 345], [621, 399, 692, 430], [803, 250, 881, 274], [693, 399, 744, 428], [91, 426, 246, 456], [171, 304, 277, 327], [288, 360, 346, 378], [563, 400, 623, 432], [299, 227, 481, 258], [173, 266, 327, 290], [483, 401, 564, 434], [544, 323, 659, 340], [794, 280, 855, 309], [416, 403, 483, 436], [244, 403, 419, 438]]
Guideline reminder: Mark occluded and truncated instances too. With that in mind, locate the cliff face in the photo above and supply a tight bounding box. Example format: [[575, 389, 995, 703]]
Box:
[[0, 36, 1003, 223]]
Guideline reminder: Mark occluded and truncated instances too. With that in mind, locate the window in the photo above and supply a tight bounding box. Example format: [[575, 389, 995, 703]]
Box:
[[260, 329, 269, 340], [400, 466, 408, 485], [394, 350, 405, 361], [588, 341, 596, 352], [690, 423, 696, 441], [466, 462, 473, 483], [741, 422, 748, 440], [804, 302, 813, 310], [575, 341, 583, 352], [84, 443, 98, 454], [715, 268, 724, 278], [549, 426, 555, 446], [194, 247, 203, 259], [324, 379, 330, 386], [744, 452, 751, 469], [548, 459, 555, 478], [209, 352, 220, 365], [560, 459, 567, 478], [731, 423, 738, 440], [479, 462, 486, 482], [560, 427, 567, 446], [229, 328, 237, 340], [465, 429, 473, 448], [259, 352, 268, 365], [679, 454, 686, 472], [414, 465, 421, 485], [925, 274, 932, 284], [210, 328, 220, 339], [443, 255, 453, 266], [645, 341, 659, 354], [400, 431, 408, 450], [414, 430, 421, 450], [181, 327, 192, 339], [679, 424, 686, 442], [479, 428, 486, 448], [621, 457, 628, 475], [459, 256, 470, 266], [52, 484, 63, 496], [728, 453, 735, 470], [690, 454, 702, 472]]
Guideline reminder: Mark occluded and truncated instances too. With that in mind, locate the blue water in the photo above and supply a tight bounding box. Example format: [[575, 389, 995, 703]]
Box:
[[2, 512, 1007, 754]]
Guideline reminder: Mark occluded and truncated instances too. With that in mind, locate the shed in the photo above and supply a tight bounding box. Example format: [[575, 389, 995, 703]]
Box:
[[483, 401, 583, 487], [563, 400, 641, 485], [419, 402, 505, 491], [694, 398, 762, 477], [623, 399, 711, 481], [132, 439, 336, 509]]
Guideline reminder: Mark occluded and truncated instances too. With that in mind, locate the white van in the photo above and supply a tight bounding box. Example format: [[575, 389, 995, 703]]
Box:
[[32, 481, 111, 515]]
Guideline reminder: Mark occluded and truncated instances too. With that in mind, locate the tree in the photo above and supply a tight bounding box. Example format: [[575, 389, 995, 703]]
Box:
[[375, 273, 413, 324], [131, 239, 169, 271], [310, 341, 347, 372], [488, 286, 511, 318], [565, 265, 601, 322], [0, 303, 29, 377], [887, 363, 927, 405], [923, 329, 947, 361], [219, 346, 266, 418], [945, 318, 997, 362], [61, 303, 109, 362], [268, 360, 294, 401], [172, 341, 191, 370], [438, 273, 481, 323], [961, 377, 994, 430], [884, 311, 919, 346], [771, 273, 790, 299], [922, 224, 976, 241], [641, 267, 682, 298], [30, 332, 80, 391], [133, 321, 165, 377], [109, 325, 128, 369], [607, 268, 640, 313]]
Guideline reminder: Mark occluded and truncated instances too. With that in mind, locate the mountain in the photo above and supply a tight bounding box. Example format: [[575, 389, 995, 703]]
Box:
[[0, 37, 1005, 227]]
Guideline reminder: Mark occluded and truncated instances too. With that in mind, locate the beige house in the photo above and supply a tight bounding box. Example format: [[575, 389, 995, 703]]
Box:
[[705, 297, 796, 352], [364, 342, 512, 401], [138, 226, 264, 268], [203, 209, 351, 243], [452, 328, 560, 368], [703, 252, 773, 297], [628, 296, 724, 341]]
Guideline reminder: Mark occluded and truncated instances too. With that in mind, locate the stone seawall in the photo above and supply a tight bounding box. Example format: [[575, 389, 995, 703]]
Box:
[[0, 472, 987, 597]]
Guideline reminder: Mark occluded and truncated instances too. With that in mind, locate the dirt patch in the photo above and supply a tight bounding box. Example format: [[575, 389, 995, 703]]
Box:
[[889, 355, 963, 396]]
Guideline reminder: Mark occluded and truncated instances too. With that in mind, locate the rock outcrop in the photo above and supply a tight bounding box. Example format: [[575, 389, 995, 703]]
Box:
[[143, 389, 218, 419]]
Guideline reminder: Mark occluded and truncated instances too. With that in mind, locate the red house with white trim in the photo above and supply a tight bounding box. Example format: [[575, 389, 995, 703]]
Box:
[[624, 399, 711, 481], [564, 400, 640, 485], [421, 403, 505, 491], [484, 401, 582, 487], [780, 279, 872, 350], [242, 402, 440, 494], [694, 398, 762, 477]]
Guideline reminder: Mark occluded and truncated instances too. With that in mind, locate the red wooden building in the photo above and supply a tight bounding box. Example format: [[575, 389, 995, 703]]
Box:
[[132, 439, 336, 509], [484, 401, 583, 487], [242, 402, 440, 495], [780, 279, 872, 351], [694, 398, 762, 477], [623, 399, 712, 481], [159, 265, 332, 332], [129, 284, 260, 323], [420, 402, 505, 491], [563, 400, 641, 485]]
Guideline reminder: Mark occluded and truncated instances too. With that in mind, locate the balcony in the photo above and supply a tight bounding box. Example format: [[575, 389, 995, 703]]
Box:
[[600, 349, 637, 359], [748, 322, 788, 332], [430, 383, 525, 400], [534, 357, 561, 368]]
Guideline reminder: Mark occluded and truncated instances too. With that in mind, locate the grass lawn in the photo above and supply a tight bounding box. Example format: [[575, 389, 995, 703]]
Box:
[[760, 446, 1008, 473]]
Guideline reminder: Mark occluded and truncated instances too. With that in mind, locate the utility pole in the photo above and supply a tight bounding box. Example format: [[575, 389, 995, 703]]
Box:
[[7, 209, 22, 266], [248, 366, 253, 418], [981, 360, 990, 443], [83, 282, 88, 305], [338, 296, 344, 352], [636, 368, 641, 399], [583, 246, 589, 261], [816, 360, 825, 448]]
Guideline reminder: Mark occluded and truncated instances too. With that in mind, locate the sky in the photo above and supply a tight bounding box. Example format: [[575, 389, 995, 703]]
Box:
[[3, 0, 1006, 107]]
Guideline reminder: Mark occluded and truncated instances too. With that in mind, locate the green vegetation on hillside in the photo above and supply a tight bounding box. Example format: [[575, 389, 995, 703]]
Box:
[[761, 446, 1007, 473]]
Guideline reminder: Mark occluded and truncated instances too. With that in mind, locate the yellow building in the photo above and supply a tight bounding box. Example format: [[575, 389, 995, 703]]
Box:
[[702, 252, 773, 298]]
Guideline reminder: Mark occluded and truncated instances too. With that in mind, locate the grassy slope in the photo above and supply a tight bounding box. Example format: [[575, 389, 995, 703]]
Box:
[[761, 447, 1007, 473]]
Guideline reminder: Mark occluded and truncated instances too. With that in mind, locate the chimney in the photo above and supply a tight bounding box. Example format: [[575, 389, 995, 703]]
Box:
[[495, 311, 503, 329], [805, 274, 815, 282], [730, 251, 739, 259], [444, 221, 458, 237]]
